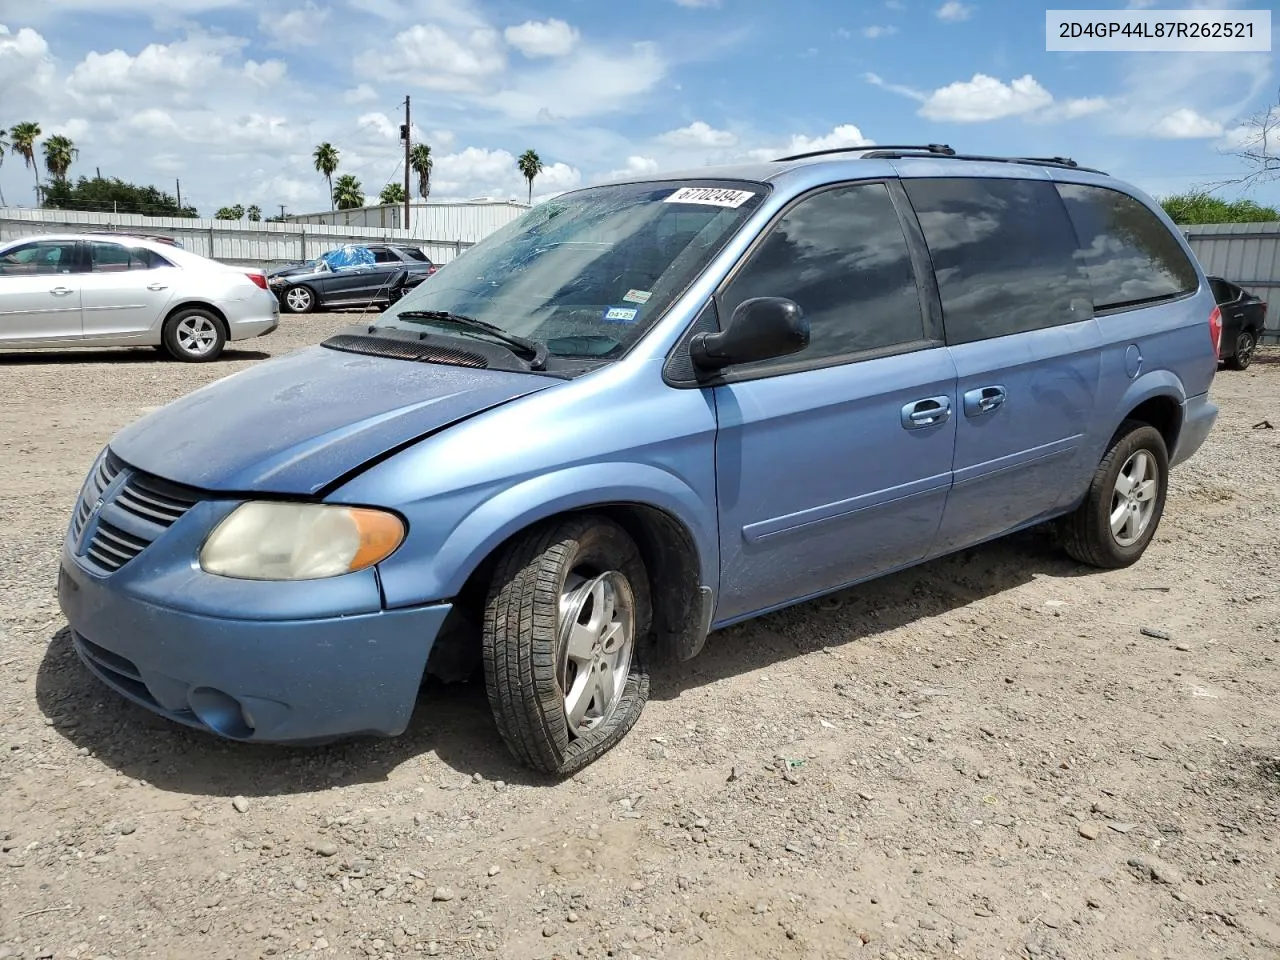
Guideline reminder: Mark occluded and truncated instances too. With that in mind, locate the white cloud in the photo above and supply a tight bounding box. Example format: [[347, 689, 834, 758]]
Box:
[[355, 23, 506, 92], [920, 73, 1053, 121], [864, 72, 927, 102], [1035, 96, 1110, 122], [427, 146, 579, 202], [749, 124, 874, 161], [343, 83, 378, 104], [67, 35, 244, 104], [504, 19, 579, 58], [604, 156, 660, 180], [658, 121, 737, 148], [259, 2, 330, 47], [481, 42, 665, 123], [1151, 108, 1224, 139], [936, 1, 973, 21], [862, 25, 898, 38], [356, 111, 399, 140]]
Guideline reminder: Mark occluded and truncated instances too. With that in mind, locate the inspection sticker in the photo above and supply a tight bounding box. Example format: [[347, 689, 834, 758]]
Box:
[[603, 306, 640, 324], [622, 289, 652, 304], [663, 186, 755, 208]]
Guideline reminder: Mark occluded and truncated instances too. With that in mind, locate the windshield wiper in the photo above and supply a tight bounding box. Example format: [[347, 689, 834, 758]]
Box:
[[395, 311, 548, 371]]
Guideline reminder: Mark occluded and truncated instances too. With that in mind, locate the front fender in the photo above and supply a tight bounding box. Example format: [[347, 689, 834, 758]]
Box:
[[374, 462, 718, 608]]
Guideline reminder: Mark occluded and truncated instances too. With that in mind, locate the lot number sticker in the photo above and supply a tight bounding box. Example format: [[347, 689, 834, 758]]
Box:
[[664, 187, 756, 208], [623, 289, 653, 304]]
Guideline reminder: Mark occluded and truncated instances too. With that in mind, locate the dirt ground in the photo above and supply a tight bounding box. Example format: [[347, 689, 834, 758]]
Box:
[[1, 316, 1277, 960]]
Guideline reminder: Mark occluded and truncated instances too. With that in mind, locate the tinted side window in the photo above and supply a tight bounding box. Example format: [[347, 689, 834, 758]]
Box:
[[1056, 183, 1198, 311], [718, 182, 927, 369], [904, 177, 1092, 345], [370, 248, 398, 263], [1209, 277, 1230, 303], [0, 240, 78, 276], [400, 248, 431, 262], [89, 242, 167, 272]]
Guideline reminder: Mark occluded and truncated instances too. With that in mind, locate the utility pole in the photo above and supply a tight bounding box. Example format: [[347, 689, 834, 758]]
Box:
[[402, 95, 412, 233], [175, 179, 182, 210], [279, 204, 287, 220]]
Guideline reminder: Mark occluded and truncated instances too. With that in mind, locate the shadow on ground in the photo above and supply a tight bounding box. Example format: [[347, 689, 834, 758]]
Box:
[[0, 348, 271, 365], [35, 527, 1092, 797]]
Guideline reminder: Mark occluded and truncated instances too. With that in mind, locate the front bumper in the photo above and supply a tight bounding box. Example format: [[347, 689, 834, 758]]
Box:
[[1170, 391, 1218, 467], [58, 552, 450, 743]]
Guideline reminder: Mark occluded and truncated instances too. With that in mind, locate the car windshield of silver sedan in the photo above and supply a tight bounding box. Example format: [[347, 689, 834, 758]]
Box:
[[379, 180, 767, 358]]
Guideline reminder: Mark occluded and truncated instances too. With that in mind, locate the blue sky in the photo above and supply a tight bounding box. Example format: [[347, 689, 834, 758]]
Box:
[[1, 0, 1277, 217]]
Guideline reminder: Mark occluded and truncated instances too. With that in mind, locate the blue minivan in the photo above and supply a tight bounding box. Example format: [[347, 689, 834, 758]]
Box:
[[57, 145, 1220, 774]]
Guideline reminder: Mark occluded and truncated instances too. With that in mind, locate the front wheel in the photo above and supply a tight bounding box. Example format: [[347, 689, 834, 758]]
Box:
[[1061, 421, 1168, 568], [282, 285, 316, 314], [482, 516, 651, 775], [1226, 330, 1256, 370], [162, 308, 226, 362]]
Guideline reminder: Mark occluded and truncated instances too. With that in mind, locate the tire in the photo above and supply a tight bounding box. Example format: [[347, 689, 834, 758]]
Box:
[[161, 308, 227, 362], [482, 515, 652, 776], [282, 284, 316, 314], [1226, 329, 1256, 370], [1061, 420, 1168, 569]]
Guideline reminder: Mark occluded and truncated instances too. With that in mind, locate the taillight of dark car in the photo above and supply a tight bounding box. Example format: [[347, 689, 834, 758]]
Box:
[[246, 273, 269, 290], [1209, 305, 1223, 359], [427, 265, 438, 275]]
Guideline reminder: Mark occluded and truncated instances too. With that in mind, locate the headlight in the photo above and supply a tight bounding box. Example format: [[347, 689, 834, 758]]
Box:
[[199, 502, 405, 581]]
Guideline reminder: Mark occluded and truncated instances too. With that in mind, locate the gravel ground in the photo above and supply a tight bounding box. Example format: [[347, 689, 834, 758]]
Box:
[[1, 316, 1278, 960]]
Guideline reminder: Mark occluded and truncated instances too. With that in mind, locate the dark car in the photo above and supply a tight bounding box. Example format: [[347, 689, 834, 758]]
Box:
[[1209, 276, 1268, 370], [267, 244, 437, 314]]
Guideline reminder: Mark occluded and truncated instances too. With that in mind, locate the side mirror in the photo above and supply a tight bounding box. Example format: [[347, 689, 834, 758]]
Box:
[[690, 297, 809, 372]]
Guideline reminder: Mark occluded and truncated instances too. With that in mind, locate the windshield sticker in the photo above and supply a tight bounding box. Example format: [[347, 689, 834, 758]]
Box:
[[622, 289, 652, 304], [603, 306, 640, 324], [664, 187, 756, 208]]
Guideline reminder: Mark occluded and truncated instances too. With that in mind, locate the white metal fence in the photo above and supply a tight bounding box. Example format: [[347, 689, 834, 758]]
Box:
[[0, 207, 476, 269], [1183, 221, 1280, 343]]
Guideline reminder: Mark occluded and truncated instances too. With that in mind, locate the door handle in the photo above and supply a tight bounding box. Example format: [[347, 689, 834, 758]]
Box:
[[901, 396, 952, 430], [49, 286, 75, 296], [147, 282, 168, 291], [963, 385, 1007, 418]]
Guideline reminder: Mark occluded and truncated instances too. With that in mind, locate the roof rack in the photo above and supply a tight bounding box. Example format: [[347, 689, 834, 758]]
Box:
[[862, 149, 1108, 175], [774, 145, 1106, 176], [774, 143, 955, 162]]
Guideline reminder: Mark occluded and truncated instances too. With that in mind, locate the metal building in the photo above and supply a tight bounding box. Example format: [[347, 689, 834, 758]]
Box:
[[1183, 221, 1280, 343], [287, 199, 530, 244]]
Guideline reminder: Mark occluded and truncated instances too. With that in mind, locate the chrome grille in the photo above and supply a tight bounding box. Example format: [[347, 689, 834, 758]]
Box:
[[70, 448, 203, 574]]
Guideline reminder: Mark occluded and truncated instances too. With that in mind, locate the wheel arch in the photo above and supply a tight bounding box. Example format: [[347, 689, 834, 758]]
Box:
[[1113, 373, 1185, 455], [162, 300, 229, 338]]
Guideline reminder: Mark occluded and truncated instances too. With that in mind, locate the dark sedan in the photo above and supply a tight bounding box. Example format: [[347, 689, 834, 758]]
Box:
[[1209, 276, 1269, 370], [267, 244, 437, 314]]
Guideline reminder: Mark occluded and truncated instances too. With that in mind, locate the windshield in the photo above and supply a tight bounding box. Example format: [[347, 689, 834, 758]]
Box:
[[380, 180, 767, 358]]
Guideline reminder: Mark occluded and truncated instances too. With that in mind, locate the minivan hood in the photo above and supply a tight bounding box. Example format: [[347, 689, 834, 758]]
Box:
[[109, 346, 559, 495]]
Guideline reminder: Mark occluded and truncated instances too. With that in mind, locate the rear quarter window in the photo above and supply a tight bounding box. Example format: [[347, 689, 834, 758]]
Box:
[[1055, 183, 1198, 312], [903, 177, 1093, 345]]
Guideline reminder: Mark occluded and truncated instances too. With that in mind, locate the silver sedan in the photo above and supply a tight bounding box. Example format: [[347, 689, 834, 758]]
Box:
[[0, 233, 280, 361]]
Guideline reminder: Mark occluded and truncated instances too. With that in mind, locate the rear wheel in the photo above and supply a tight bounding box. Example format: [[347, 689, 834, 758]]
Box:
[[162, 308, 226, 362], [1226, 330, 1256, 370], [482, 516, 651, 775], [282, 285, 316, 314], [1061, 421, 1168, 568]]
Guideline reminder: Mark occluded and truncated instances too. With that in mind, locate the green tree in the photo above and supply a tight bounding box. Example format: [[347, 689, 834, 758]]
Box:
[[246, 204, 262, 222], [0, 126, 8, 206], [313, 142, 340, 211], [409, 142, 433, 200], [41, 175, 197, 217], [333, 173, 364, 210], [517, 148, 544, 204], [1160, 191, 1280, 224], [378, 182, 406, 205], [215, 204, 246, 220], [9, 121, 41, 204], [41, 134, 77, 184]]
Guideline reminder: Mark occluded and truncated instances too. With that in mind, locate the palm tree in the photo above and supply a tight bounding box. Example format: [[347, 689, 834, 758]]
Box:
[[246, 204, 262, 222], [409, 143, 433, 200], [0, 127, 8, 206], [42, 134, 77, 183], [9, 121, 41, 204], [517, 149, 544, 204], [379, 182, 406, 206], [313, 142, 340, 212], [333, 174, 363, 210]]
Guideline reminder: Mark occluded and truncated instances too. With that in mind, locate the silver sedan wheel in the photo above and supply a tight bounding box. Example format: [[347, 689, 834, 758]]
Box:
[[175, 315, 220, 357], [285, 287, 313, 312], [557, 570, 635, 738], [1110, 449, 1158, 547]]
